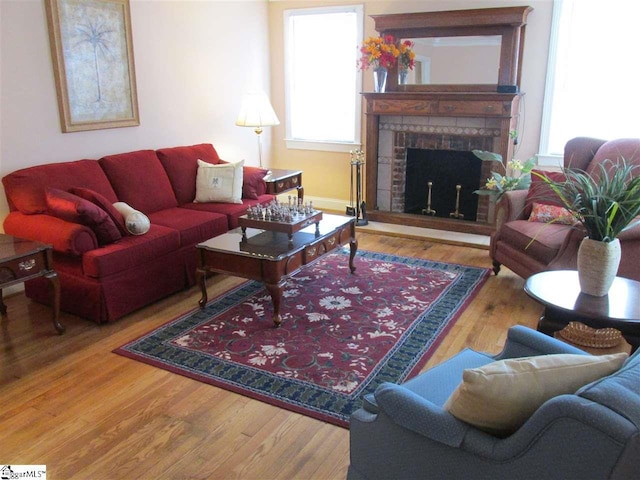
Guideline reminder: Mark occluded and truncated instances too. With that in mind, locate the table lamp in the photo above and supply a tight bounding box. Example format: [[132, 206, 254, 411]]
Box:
[[235, 90, 280, 168]]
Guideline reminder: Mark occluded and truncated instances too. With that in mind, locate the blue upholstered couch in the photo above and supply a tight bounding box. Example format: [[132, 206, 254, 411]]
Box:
[[348, 326, 640, 479]]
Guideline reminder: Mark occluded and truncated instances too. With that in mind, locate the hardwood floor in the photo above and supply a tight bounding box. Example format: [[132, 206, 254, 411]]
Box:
[[0, 233, 628, 479]]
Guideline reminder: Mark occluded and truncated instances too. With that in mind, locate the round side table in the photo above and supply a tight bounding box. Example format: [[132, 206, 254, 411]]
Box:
[[524, 270, 640, 353]]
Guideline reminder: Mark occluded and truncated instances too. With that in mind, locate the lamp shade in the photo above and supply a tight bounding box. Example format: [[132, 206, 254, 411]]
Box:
[[235, 91, 280, 128]]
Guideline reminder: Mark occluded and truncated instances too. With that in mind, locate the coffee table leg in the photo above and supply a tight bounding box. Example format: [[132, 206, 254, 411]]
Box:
[[349, 238, 358, 274], [196, 267, 208, 308], [265, 282, 283, 327], [537, 307, 568, 338], [620, 332, 639, 354], [0, 288, 6, 317]]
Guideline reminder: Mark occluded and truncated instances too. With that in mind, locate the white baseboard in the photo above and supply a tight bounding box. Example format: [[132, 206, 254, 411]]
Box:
[[3, 284, 24, 296], [275, 193, 349, 214]]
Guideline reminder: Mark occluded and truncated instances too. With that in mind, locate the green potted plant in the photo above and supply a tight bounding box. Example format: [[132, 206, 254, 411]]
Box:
[[534, 159, 640, 296], [472, 150, 536, 201]]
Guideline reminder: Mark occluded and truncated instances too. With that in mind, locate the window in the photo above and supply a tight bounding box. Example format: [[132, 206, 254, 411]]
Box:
[[540, 0, 640, 159], [284, 5, 363, 152]]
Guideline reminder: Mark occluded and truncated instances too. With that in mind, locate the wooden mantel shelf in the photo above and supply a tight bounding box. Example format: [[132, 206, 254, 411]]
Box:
[[363, 92, 521, 118]]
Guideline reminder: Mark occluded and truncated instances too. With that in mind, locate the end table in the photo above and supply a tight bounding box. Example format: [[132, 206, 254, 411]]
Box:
[[264, 169, 303, 201], [0, 234, 63, 334], [524, 270, 640, 353]]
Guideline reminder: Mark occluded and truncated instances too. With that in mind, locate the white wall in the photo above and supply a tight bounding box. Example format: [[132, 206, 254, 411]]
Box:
[[0, 0, 271, 223]]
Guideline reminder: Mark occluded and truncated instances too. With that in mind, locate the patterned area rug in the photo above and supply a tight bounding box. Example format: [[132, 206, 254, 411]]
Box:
[[115, 249, 489, 427]]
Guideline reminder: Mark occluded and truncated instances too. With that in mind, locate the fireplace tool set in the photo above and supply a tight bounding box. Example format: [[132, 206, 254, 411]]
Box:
[[347, 149, 368, 225]]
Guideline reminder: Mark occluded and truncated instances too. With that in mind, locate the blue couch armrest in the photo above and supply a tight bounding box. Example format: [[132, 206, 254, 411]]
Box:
[[374, 383, 469, 447], [496, 325, 587, 359]]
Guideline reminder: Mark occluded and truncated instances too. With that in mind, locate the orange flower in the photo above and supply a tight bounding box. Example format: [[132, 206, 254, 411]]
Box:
[[357, 36, 399, 70]]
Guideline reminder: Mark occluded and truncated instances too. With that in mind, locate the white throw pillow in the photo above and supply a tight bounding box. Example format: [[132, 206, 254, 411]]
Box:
[[113, 202, 151, 235], [194, 159, 244, 204], [443, 352, 628, 435]]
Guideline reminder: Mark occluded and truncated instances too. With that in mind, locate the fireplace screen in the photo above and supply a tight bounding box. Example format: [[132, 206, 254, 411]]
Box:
[[404, 148, 482, 221]]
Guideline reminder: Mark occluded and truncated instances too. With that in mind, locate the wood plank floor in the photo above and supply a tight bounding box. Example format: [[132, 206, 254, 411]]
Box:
[[0, 232, 629, 479]]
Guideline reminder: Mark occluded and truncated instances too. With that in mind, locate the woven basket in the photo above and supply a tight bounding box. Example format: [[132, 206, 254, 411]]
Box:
[[559, 322, 622, 348]]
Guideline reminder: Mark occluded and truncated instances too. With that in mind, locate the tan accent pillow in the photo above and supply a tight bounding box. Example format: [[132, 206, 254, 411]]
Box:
[[443, 352, 628, 435], [194, 159, 244, 204]]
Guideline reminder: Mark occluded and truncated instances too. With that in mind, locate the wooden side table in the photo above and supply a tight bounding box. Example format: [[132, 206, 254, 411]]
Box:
[[0, 234, 63, 334], [264, 169, 303, 201], [524, 270, 640, 353]]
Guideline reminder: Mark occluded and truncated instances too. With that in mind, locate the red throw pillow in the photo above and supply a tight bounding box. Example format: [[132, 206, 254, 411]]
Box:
[[45, 187, 121, 246], [69, 187, 129, 236], [242, 166, 269, 199], [526, 169, 568, 209]]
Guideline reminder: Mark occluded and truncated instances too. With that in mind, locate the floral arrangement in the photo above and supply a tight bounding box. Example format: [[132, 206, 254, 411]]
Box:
[[397, 39, 416, 71], [357, 35, 400, 70], [472, 150, 536, 201]]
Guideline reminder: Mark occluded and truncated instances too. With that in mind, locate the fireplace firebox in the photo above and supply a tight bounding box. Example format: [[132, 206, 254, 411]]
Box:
[[404, 149, 482, 221]]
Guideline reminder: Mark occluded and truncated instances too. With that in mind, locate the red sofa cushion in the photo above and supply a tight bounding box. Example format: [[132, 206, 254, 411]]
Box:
[[242, 167, 269, 199], [156, 143, 222, 205], [45, 188, 122, 246], [148, 207, 229, 247], [69, 187, 128, 236], [99, 150, 178, 214], [2, 159, 117, 214], [82, 224, 180, 278]]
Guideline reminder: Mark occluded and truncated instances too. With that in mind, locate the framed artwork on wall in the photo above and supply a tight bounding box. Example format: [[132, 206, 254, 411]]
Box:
[[45, 0, 139, 133]]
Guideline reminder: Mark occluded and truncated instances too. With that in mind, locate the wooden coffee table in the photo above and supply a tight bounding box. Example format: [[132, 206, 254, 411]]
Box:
[[524, 270, 640, 353], [196, 213, 357, 326]]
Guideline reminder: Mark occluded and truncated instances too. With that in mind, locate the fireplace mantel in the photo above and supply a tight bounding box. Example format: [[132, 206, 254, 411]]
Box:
[[363, 91, 521, 235], [362, 7, 530, 236]]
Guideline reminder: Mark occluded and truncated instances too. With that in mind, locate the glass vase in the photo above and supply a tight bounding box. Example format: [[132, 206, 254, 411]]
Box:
[[398, 69, 409, 85], [373, 67, 387, 93]]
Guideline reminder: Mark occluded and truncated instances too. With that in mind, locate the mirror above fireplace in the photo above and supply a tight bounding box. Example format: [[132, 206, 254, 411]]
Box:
[[403, 35, 501, 86], [371, 6, 532, 93]]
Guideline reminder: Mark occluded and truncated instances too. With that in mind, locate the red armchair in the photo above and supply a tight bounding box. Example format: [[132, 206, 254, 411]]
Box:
[[490, 137, 640, 281]]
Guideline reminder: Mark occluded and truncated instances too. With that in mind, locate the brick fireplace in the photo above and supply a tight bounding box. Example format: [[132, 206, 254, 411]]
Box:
[[377, 115, 500, 222], [363, 92, 521, 235]]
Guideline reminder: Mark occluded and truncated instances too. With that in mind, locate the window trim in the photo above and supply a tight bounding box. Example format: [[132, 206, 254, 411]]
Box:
[[537, 0, 564, 164], [283, 5, 363, 153]]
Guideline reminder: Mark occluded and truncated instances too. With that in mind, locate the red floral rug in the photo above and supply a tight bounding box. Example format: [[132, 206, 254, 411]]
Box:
[[115, 249, 489, 427]]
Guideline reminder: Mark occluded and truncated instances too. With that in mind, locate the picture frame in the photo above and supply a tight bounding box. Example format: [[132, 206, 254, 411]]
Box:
[[45, 0, 140, 133]]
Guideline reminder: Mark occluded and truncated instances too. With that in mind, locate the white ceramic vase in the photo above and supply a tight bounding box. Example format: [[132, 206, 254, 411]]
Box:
[[577, 238, 621, 296]]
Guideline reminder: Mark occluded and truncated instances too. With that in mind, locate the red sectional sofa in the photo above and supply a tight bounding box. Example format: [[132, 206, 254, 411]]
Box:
[[2, 143, 273, 323]]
